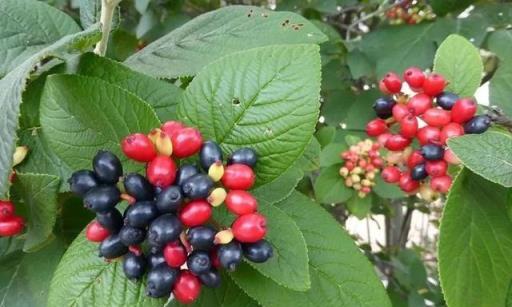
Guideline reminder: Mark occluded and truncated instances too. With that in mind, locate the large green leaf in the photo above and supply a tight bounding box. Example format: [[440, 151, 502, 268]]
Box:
[[0, 24, 101, 199], [322, 89, 380, 130], [231, 192, 391, 307], [40, 74, 160, 173], [439, 169, 512, 307], [314, 164, 353, 204], [448, 132, 512, 188], [0, 0, 80, 77], [178, 44, 321, 186], [125, 6, 327, 78], [434, 34, 483, 97], [487, 30, 512, 116], [77, 53, 183, 121], [430, 0, 476, 16]]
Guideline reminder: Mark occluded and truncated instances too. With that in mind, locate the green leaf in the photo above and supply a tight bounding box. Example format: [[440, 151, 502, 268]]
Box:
[[487, 30, 512, 116], [433, 34, 483, 97], [79, 0, 120, 30], [346, 195, 372, 219], [392, 249, 427, 291], [48, 231, 165, 307], [319, 143, 346, 167], [322, 89, 380, 130], [231, 192, 391, 307], [314, 164, 353, 204], [315, 126, 336, 148], [430, 0, 475, 16], [40, 74, 160, 175], [299, 137, 321, 172], [125, 6, 327, 78], [439, 169, 512, 307], [448, 132, 512, 188], [178, 44, 321, 186], [77, 53, 183, 121], [0, 24, 100, 198], [373, 175, 405, 199], [0, 0, 80, 77]]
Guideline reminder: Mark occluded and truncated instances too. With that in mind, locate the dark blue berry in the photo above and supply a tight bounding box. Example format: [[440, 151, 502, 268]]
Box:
[[146, 264, 179, 298], [411, 163, 428, 181], [464, 115, 491, 134], [124, 201, 159, 228], [242, 240, 273, 263], [92, 150, 123, 184], [96, 209, 123, 233], [182, 174, 214, 200], [147, 252, 166, 269], [68, 170, 98, 197], [147, 214, 182, 248], [218, 241, 242, 271], [83, 185, 120, 213], [420, 144, 444, 161], [187, 251, 211, 275], [98, 234, 128, 259], [199, 269, 221, 288], [155, 186, 183, 213], [228, 148, 257, 168], [187, 226, 215, 251], [200, 141, 223, 170], [436, 92, 459, 110], [176, 164, 200, 186], [123, 173, 154, 201], [119, 226, 146, 246], [123, 252, 146, 280], [373, 97, 396, 119]]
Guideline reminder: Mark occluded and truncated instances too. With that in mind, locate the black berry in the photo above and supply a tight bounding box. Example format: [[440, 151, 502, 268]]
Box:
[[123, 173, 154, 201], [420, 144, 444, 161], [146, 264, 179, 298], [187, 226, 215, 251], [187, 251, 212, 275], [436, 91, 459, 110], [243, 240, 273, 263], [96, 209, 123, 233], [199, 269, 221, 288], [176, 164, 200, 186], [182, 174, 214, 200], [124, 201, 159, 228], [123, 252, 147, 280], [373, 97, 396, 119], [68, 170, 98, 197], [98, 234, 128, 259], [147, 214, 182, 247], [218, 241, 242, 271], [119, 226, 146, 246], [411, 163, 428, 181], [155, 186, 183, 213], [147, 252, 166, 269], [83, 185, 120, 213], [228, 148, 257, 168], [464, 115, 491, 134], [200, 141, 223, 170], [92, 150, 123, 184]]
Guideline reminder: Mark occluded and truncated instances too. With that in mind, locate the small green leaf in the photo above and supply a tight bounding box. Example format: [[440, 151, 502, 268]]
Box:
[[373, 175, 405, 199], [314, 164, 353, 204], [315, 126, 336, 148], [433, 34, 483, 97], [448, 132, 512, 187], [319, 143, 346, 167], [346, 195, 372, 219]]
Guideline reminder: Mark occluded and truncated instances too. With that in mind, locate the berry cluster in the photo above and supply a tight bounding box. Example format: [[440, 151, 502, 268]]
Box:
[[366, 67, 491, 195], [0, 200, 24, 237], [68, 121, 272, 304], [339, 139, 383, 198], [385, 0, 435, 25]]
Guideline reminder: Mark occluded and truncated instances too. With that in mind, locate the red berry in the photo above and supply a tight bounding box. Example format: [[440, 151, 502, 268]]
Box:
[[225, 190, 258, 216], [379, 80, 391, 95], [403, 67, 425, 89], [425, 160, 448, 177], [372, 157, 384, 167], [366, 119, 388, 137], [423, 73, 446, 96], [441, 123, 464, 144], [382, 72, 402, 93], [161, 121, 186, 137], [171, 128, 203, 158], [377, 133, 392, 147], [173, 271, 201, 304], [232, 213, 267, 243], [422, 108, 451, 127], [163, 241, 187, 268], [121, 133, 157, 162], [384, 134, 411, 151], [392, 104, 410, 121], [85, 220, 110, 242], [444, 149, 461, 165], [408, 93, 432, 115], [407, 150, 425, 168], [146, 156, 177, 188], [0, 216, 24, 237], [431, 175, 452, 193], [222, 164, 255, 190], [0, 200, 14, 222], [451, 98, 477, 123], [399, 114, 418, 138], [417, 126, 441, 145], [179, 200, 212, 227], [381, 166, 401, 183], [399, 172, 420, 193]]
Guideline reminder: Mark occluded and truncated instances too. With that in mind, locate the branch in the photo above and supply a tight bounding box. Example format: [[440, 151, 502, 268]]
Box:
[[94, 0, 122, 56], [483, 105, 512, 132]]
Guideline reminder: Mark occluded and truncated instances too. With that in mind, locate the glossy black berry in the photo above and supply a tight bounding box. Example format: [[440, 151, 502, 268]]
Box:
[[187, 226, 215, 251], [182, 174, 214, 200], [146, 264, 179, 298], [420, 144, 444, 161], [119, 226, 146, 246], [436, 91, 459, 110], [176, 164, 200, 186], [98, 234, 128, 259], [124, 201, 159, 228], [92, 150, 123, 184], [187, 251, 212, 275], [411, 163, 428, 181], [218, 241, 242, 271], [123, 252, 147, 280], [123, 173, 154, 201], [200, 141, 223, 170], [464, 115, 491, 134], [243, 240, 273, 263], [68, 170, 98, 197], [96, 209, 123, 233], [199, 269, 221, 288], [147, 252, 166, 269], [373, 97, 396, 119], [147, 214, 182, 247], [83, 185, 120, 213], [228, 148, 257, 168], [155, 186, 183, 213]]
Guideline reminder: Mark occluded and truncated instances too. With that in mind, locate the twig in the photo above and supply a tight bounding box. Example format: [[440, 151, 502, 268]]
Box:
[[345, 0, 399, 40], [483, 105, 512, 131], [94, 0, 122, 56]]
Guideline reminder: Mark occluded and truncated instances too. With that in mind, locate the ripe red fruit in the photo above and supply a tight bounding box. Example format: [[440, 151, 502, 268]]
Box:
[[403, 67, 425, 89], [379, 80, 391, 95], [382, 72, 402, 93], [366, 119, 388, 137], [377, 133, 392, 147], [225, 190, 258, 215], [161, 121, 185, 137], [407, 150, 425, 168], [423, 73, 446, 96], [179, 200, 212, 227], [392, 104, 410, 121], [422, 108, 451, 127], [121, 133, 157, 162], [173, 271, 201, 304], [408, 93, 432, 115], [441, 123, 464, 144], [222, 164, 256, 190], [171, 128, 203, 158], [381, 166, 401, 183], [146, 156, 177, 188], [431, 175, 452, 193], [232, 213, 267, 243], [384, 134, 411, 151], [399, 172, 420, 193], [164, 241, 187, 268], [399, 115, 418, 138], [451, 98, 477, 123], [0, 200, 14, 221], [0, 216, 24, 237], [425, 160, 448, 177], [85, 220, 110, 242], [417, 126, 441, 145]]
